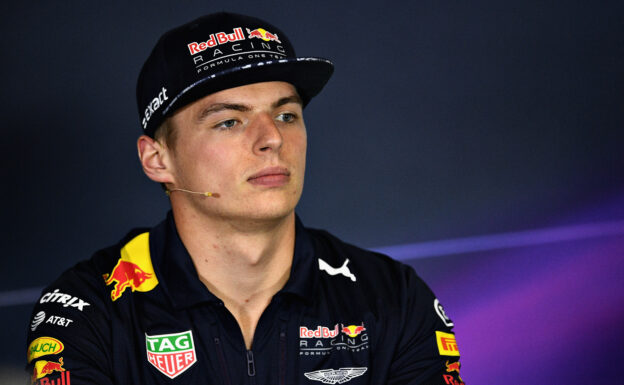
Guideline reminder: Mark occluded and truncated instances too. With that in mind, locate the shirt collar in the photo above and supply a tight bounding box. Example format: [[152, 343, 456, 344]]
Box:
[[278, 215, 318, 303], [150, 212, 318, 310]]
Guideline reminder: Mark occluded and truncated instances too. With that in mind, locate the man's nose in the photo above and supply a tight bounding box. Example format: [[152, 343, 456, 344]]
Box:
[[252, 113, 283, 154]]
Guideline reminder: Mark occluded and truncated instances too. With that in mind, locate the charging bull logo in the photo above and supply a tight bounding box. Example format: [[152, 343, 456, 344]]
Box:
[[445, 360, 463, 382], [246, 27, 281, 43], [102, 232, 158, 301], [32, 357, 65, 382]]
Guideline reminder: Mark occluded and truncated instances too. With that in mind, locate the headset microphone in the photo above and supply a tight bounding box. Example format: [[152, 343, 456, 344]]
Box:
[[165, 188, 220, 198]]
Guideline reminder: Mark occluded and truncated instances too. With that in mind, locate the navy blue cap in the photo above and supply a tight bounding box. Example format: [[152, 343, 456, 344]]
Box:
[[136, 12, 334, 137]]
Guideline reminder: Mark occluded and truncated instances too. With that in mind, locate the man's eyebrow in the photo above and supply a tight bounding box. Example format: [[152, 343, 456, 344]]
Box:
[[272, 94, 303, 109], [197, 103, 250, 121], [196, 95, 302, 121]]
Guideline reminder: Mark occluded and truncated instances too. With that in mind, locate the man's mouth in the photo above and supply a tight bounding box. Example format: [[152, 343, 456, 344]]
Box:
[[247, 167, 291, 186]]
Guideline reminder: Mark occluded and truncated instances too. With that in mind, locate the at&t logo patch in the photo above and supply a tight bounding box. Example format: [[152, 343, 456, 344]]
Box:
[[31, 311, 46, 331]]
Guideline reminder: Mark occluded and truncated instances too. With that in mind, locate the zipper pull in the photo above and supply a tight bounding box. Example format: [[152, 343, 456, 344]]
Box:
[[246, 350, 256, 377]]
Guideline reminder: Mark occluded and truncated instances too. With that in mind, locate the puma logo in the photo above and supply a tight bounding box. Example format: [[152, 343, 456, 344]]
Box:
[[318, 258, 357, 282]]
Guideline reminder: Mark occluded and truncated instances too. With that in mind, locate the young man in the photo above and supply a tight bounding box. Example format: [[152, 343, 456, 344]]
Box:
[[26, 12, 464, 385]]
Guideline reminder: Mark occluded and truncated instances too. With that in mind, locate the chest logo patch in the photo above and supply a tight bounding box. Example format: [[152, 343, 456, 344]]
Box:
[[145, 330, 197, 379], [304, 367, 367, 384], [103, 232, 159, 301], [318, 258, 357, 282], [300, 322, 369, 356]]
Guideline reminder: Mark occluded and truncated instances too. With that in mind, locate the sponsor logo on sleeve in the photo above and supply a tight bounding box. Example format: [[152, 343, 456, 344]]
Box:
[[442, 373, 465, 385], [31, 312, 74, 330], [445, 360, 464, 383], [145, 330, 197, 379], [436, 331, 460, 356], [434, 299, 454, 327], [304, 367, 367, 384], [32, 357, 65, 382], [32, 370, 71, 385], [299, 322, 369, 356], [28, 337, 64, 363], [31, 311, 46, 331], [102, 232, 158, 301], [39, 290, 89, 311]]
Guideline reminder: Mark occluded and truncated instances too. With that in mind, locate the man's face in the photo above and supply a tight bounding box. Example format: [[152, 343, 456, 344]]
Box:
[[164, 81, 307, 223]]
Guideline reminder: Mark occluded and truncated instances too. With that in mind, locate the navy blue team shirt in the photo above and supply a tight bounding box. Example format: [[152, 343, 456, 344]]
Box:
[[26, 213, 465, 384]]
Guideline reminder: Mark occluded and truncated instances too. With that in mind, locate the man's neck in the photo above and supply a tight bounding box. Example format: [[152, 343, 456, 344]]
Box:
[[171, 207, 296, 348]]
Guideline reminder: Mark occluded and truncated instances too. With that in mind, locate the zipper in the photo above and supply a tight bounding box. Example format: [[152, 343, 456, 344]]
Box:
[[246, 349, 256, 383], [279, 330, 287, 385], [214, 337, 233, 385]]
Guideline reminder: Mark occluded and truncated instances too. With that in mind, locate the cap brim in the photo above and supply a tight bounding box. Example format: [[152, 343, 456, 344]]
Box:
[[161, 57, 334, 118]]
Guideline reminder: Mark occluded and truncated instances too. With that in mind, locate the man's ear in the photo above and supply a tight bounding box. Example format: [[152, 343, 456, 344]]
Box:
[[137, 135, 175, 184]]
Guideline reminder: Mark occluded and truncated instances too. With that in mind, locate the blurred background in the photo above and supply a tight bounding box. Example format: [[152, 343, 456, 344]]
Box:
[[1, 1, 622, 383]]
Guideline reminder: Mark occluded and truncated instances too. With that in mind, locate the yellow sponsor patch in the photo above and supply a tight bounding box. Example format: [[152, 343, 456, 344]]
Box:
[[102, 232, 159, 301], [28, 337, 64, 363], [436, 331, 460, 356]]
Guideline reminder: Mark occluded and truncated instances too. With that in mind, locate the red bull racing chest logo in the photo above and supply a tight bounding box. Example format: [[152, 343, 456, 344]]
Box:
[[299, 322, 369, 356], [341, 323, 366, 338], [300, 324, 340, 338], [102, 232, 158, 301], [146, 330, 197, 379]]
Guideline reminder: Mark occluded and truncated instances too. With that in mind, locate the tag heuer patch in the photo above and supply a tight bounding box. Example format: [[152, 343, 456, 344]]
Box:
[[304, 367, 367, 384], [146, 330, 197, 379]]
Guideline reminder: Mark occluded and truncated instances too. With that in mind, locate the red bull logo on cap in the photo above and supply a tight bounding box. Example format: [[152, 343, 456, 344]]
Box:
[[187, 27, 246, 55], [246, 27, 281, 43], [102, 232, 158, 301]]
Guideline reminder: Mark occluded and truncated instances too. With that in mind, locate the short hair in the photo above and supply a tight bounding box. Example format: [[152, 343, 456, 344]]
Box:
[[152, 119, 178, 193], [153, 118, 178, 151]]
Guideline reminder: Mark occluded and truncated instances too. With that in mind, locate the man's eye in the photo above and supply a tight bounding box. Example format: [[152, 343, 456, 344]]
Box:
[[277, 113, 296, 123], [214, 119, 238, 130]]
